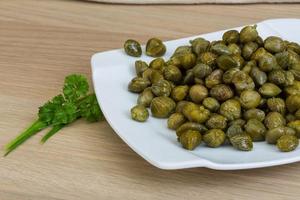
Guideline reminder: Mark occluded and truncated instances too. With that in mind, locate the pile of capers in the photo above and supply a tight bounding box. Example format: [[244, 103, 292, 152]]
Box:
[[125, 25, 300, 152]]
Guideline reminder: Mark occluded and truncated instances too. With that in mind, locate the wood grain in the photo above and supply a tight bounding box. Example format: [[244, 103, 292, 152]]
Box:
[[0, 0, 300, 199]]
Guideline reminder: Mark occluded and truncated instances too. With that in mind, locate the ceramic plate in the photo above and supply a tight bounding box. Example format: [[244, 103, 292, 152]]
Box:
[[91, 18, 300, 170]]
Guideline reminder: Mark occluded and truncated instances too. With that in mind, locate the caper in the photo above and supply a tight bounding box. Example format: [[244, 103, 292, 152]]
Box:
[[275, 51, 290, 69], [232, 71, 255, 92], [193, 63, 212, 79], [168, 113, 186, 130], [173, 45, 192, 56], [287, 42, 300, 54], [124, 39, 142, 57], [182, 102, 199, 118], [226, 124, 244, 138], [284, 81, 300, 96], [167, 56, 181, 67], [131, 105, 149, 122], [277, 135, 299, 152], [203, 129, 226, 148], [179, 53, 196, 70], [243, 108, 265, 122], [210, 84, 234, 101], [199, 52, 217, 66], [135, 60, 148, 76], [149, 58, 165, 72], [245, 119, 266, 141], [176, 122, 208, 137], [250, 66, 267, 86], [229, 119, 246, 127], [242, 42, 258, 60], [206, 114, 227, 130], [211, 43, 231, 55], [230, 133, 253, 151], [151, 79, 171, 97], [223, 30, 239, 44], [251, 47, 267, 61], [128, 77, 151, 93], [287, 120, 300, 138], [295, 110, 300, 119], [146, 38, 166, 57], [179, 130, 202, 150], [286, 94, 300, 113], [267, 98, 286, 114], [149, 70, 163, 84], [142, 68, 153, 81], [286, 114, 296, 123], [205, 69, 223, 88], [240, 25, 258, 43], [202, 97, 220, 112], [259, 83, 282, 97], [266, 126, 296, 144], [175, 101, 189, 113], [185, 106, 210, 124], [258, 53, 279, 72], [256, 36, 264, 47], [163, 65, 182, 83], [242, 60, 256, 74], [240, 90, 261, 109], [264, 36, 286, 53], [216, 55, 237, 70], [150, 96, 176, 118], [171, 85, 189, 101], [223, 68, 240, 84], [183, 69, 194, 85], [137, 87, 154, 107], [190, 38, 210, 55], [189, 84, 208, 103], [228, 43, 241, 55], [220, 99, 241, 121], [232, 54, 245, 69], [264, 112, 286, 129], [268, 69, 293, 86]]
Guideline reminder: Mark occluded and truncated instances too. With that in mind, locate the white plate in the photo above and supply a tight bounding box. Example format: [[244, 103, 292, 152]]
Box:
[[91, 18, 300, 170]]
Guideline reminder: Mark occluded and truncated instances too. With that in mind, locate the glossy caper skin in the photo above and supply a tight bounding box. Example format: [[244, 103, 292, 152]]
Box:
[[223, 30, 239, 44], [150, 96, 176, 118], [243, 108, 265, 122], [228, 43, 241, 55], [232, 71, 255, 92], [230, 133, 253, 151], [202, 97, 220, 112], [128, 77, 151, 93], [232, 54, 245, 69], [250, 66, 267, 86], [179, 130, 202, 150], [173, 45, 192, 56], [242, 42, 258, 60], [286, 94, 300, 113], [149, 70, 163, 84], [146, 38, 166, 57], [259, 83, 282, 97], [190, 38, 210, 55], [211, 43, 231, 55], [223, 68, 240, 84], [285, 81, 300, 96], [287, 120, 300, 138], [182, 102, 199, 118], [210, 84, 234, 102], [179, 53, 196, 70], [226, 124, 244, 138], [240, 90, 261, 109], [206, 114, 227, 130], [266, 126, 296, 144], [151, 79, 172, 97], [149, 58, 165, 72], [205, 69, 223, 88], [267, 98, 286, 114], [176, 122, 208, 137], [216, 55, 237, 70], [264, 36, 286, 53], [171, 85, 189, 101], [264, 112, 286, 129], [220, 99, 241, 121], [131, 105, 149, 122], [277, 135, 299, 152], [163, 65, 182, 83], [135, 60, 148, 76], [124, 39, 142, 57], [268, 69, 294, 86], [240, 25, 258, 43], [137, 87, 154, 107], [185, 106, 210, 124], [189, 84, 208, 103], [168, 113, 186, 130], [258, 53, 279, 72], [251, 47, 267, 61], [193, 63, 212, 79], [245, 119, 266, 141], [203, 129, 226, 148]]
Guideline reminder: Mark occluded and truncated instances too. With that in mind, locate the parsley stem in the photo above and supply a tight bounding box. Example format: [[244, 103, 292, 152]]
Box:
[[41, 124, 64, 143]]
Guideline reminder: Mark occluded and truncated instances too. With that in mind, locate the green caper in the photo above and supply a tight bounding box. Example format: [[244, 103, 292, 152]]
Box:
[[185, 106, 210, 124], [230, 133, 253, 151], [128, 77, 151, 93], [268, 69, 293, 86], [245, 119, 266, 141], [203, 129, 226, 148], [173, 45, 192, 56], [137, 87, 154, 107], [229, 119, 246, 127], [266, 126, 296, 144], [286, 94, 300, 113], [232, 54, 245, 69], [202, 97, 220, 112], [124, 39, 142, 57], [255, 36, 264, 47], [176, 122, 208, 137], [286, 114, 296, 123], [135, 60, 148, 76], [171, 85, 189, 101], [150, 96, 176, 118], [264, 112, 286, 129], [275, 51, 290, 69], [189, 84, 208, 103], [287, 42, 300, 54], [250, 66, 267, 86], [258, 53, 279, 72], [167, 56, 181, 67], [179, 53, 196, 70], [210, 84, 234, 102], [251, 47, 268, 61], [142, 68, 153, 81], [223, 30, 239, 44], [243, 108, 265, 122], [163, 65, 182, 83], [287, 120, 300, 138], [285, 81, 300, 96], [264, 36, 286, 53], [232, 71, 255, 92], [223, 68, 240, 84], [190, 38, 210, 55], [259, 83, 282, 97], [206, 114, 227, 130], [183, 69, 194, 85], [131, 105, 149, 122], [146, 38, 166, 57], [240, 25, 258, 43], [211, 43, 231, 55], [151, 79, 172, 97], [226, 124, 244, 138], [295, 110, 300, 119], [277, 135, 299, 152], [242, 60, 256, 74], [228, 43, 241, 55], [199, 52, 217, 66], [149, 70, 163, 84], [240, 90, 261, 109], [175, 101, 189, 113], [167, 113, 186, 130], [290, 64, 300, 81], [179, 130, 202, 150], [193, 63, 212, 79], [205, 69, 223, 88], [182, 102, 199, 118], [220, 99, 241, 121], [216, 55, 237, 70], [267, 98, 286, 114], [242, 42, 258, 60], [149, 58, 165, 72]]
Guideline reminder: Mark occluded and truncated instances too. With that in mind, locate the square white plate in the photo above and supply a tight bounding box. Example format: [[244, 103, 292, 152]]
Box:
[[91, 18, 300, 170]]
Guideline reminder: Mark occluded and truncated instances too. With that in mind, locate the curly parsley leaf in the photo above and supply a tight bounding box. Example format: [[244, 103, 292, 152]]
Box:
[[63, 74, 89, 102]]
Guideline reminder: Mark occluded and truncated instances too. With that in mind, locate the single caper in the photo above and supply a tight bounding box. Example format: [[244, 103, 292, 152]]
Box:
[[203, 129, 226, 148], [202, 97, 220, 112], [264, 112, 286, 129], [163, 65, 182, 83], [135, 60, 148, 76], [251, 47, 268, 61], [267, 98, 286, 114], [264, 36, 286, 53], [150, 96, 176, 118], [242, 42, 258, 60], [210, 84, 234, 102], [223, 30, 239, 44], [128, 77, 151, 93], [131, 105, 149, 122], [176, 122, 208, 137], [223, 68, 240, 84], [226, 124, 244, 138], [206, 114, 227, 130], [183, 69, 194, 85], [240, 90, 261, 109], [287, 120, 300, 138], [149, 70, 163, 84], [287, 42, 300, 54], [182, 102, 199, 117], [216, 55, 237, 70], [168, 113, 186, 130], [190, 37, 210, 55], [205, 69, 223, 88], [220, 99, 241, 121], [258, 53, 279, 72], [286, 94, 300, 113], [189, 84, 208, 104], [275, 51, 290, 69], [242, 60, 256, 74], [259, 83, 282, 97], [211, 43, 231, 55], [277, 135, 299, 152], [250, 66, 267, 86], [146, 38, 166, 57], [124, 39, 142, 57], [243, 108, 265, 122], [175, 101, 189, 113], [245, 119, 266, 141], [149, 58, 165, 72], [285, 81, 300, 96], [173, 45, 192, 56], [266, 126, 296, 144], [137, 87, 154, 107], [171, 85, 189, 101], [199, 52, 217, 66], [185, 106, 210, 124], [151, 79, 172, 97], [229, 119, 246, 127], [179, 130, 202, 150], [230, 133, 253, 151], [228, 43, 241, 55], [240, 25, 258, 43], [232, 54, 245, 69], [179, 53, 196, 70], [193, 63, 212, 79], [232, 71, 255, 92]]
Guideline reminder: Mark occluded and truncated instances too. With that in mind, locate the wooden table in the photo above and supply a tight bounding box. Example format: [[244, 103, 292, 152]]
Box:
[[1, 0, 300, 199]]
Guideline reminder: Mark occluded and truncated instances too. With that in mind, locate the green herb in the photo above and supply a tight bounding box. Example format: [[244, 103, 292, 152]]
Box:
[[5, 74, 104, 156]]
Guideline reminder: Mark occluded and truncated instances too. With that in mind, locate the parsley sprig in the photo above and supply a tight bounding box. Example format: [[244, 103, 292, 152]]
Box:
[[5, 74, 104, 156]]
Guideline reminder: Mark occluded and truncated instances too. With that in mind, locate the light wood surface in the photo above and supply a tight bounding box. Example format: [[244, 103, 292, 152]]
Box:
[[1, 1, 300, 199]]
